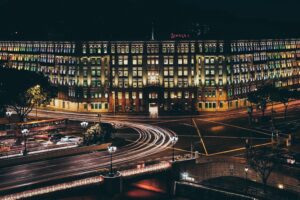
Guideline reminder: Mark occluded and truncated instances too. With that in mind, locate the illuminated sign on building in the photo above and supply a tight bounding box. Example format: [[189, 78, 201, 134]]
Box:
[[170, 33, 191, 39]]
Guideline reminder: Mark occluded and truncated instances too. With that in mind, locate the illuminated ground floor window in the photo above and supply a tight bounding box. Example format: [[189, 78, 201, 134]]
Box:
[[205, 102, 216, 109]]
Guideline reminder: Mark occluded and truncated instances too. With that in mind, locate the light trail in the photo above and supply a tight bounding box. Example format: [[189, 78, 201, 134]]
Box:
[[0, 111, 177, 193]]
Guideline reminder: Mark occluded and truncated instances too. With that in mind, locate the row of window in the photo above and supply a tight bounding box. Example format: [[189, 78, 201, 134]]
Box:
[[85, 103, 109, 110], [0, 42, 75, 53], [2, 40, 300, 55], [231, 40, 300, 52]]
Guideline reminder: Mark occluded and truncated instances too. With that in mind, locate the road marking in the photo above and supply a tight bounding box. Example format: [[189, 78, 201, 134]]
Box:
[[207, 142, 273, 156], [124, 138, 198, 155], [192, 118, 208, 155], [149, 119, 186, 125], [196, 118, 271, 137], [180, 135, 270, 140]]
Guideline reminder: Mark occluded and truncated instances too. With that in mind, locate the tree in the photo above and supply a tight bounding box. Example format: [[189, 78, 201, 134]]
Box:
[[247, 91, 259, 124], [83, 123, 116, 145], [83, 123, 103, 145], [247, 88, 267, 117], [0, 67, 56, 121], [278, 89, 293, 120], [248, 147, 278, 191], [247, 85, 279, 119], [101, 123, 117, 140], [270, 88, 300, 120], [267, 86, 280, 125]]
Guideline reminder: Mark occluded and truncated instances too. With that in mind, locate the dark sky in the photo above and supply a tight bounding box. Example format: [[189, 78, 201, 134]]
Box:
[[0, 0, 299, 40]]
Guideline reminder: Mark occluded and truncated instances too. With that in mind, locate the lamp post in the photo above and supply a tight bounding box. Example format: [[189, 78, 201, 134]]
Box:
[[6, 111, 12, 123], [97, 113, 101, 124], [284, 102, 289, 120], [245, 138, 250, 160], [35, 84, 40, 121], [247, 106, 253, 126], [21, 129, 29, 156], [244, 166, 249, 180], [80, 121, 88, 129], [112, 91, 116, 115], [171, 136, 178, 162], [80, 121, 88, 144], [108, 146, 117, 176]]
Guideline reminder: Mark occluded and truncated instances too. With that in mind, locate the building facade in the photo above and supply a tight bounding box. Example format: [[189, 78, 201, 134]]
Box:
[[0, 39, 300, 114]]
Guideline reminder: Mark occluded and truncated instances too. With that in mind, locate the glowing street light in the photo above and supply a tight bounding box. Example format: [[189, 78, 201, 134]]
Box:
[[171, 136, 178, 162], [80, 121, 88, 129], [108, 146, 117, 176], [181, 172, 189, 180], [80, 121, 89, 144], [244, 166, 249, 180], [21, 129, 29, 156], [6, 111, 12, 123]]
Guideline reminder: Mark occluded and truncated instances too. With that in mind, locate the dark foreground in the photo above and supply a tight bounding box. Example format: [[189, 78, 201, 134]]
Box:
[[23, 184, 171, 200]]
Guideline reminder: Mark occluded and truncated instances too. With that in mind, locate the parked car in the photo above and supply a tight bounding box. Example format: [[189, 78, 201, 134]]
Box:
[[60, 136, 82, 144], [50, 133, 64, 142], [56, 141, 71, 145]]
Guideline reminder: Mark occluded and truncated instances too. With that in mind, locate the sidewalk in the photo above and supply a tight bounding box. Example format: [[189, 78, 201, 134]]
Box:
[[202, 176, 299, 200]]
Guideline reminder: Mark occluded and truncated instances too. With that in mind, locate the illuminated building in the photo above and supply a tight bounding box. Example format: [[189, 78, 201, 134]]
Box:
[[0, 39, 300, 113]]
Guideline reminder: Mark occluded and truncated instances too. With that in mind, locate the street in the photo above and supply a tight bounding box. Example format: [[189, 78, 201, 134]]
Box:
[[1, 100, 300, 195]]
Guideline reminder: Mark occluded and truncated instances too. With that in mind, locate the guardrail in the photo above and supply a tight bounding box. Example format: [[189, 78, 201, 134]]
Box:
[[120, 161, 171, 178], [1, 176, 104, 200], [0, 143, 111, 168], [0, 161, 173, 200]]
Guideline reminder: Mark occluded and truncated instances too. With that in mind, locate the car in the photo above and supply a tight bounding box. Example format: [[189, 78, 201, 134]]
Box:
[[60, 136, 82, 144], [56, 141, 72, 145], [50, 133, 64, 142]]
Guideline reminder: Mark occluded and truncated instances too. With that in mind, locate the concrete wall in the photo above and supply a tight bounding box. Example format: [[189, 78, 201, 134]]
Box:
[[178, 156, 300, 192]]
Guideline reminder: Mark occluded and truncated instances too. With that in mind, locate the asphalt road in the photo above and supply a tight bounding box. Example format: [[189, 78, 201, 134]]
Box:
[[1, 100, 300, 195], [0, 119, 176, 194]]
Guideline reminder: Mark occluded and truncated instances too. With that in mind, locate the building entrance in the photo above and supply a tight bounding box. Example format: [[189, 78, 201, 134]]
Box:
[[149, 103, 158, 118]]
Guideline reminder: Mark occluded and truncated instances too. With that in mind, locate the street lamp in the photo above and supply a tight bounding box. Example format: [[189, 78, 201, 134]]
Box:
[[247, 106, 253, 126], [80, 121, 89, 144], [112, 91, 116, 115], [80, 121, 88, 129], [6, 111, 12, 123], [108, 146, 117, 176], [245, 138, 250, 160], [21, 129, 29, 156], [181, 172, 188, 180], [171, 136, 178, 162], [244, 166, 249, 180], [34, 84, 40, 121], [97, 114, 101, 124]]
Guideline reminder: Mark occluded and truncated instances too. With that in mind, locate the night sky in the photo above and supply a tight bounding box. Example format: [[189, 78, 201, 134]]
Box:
[[0, 0, 299, 40]]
